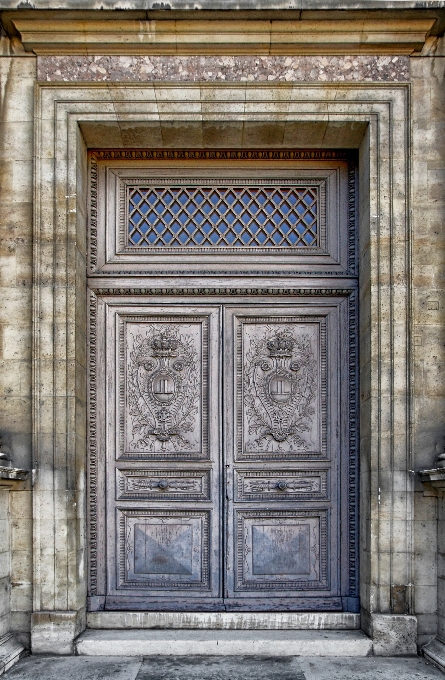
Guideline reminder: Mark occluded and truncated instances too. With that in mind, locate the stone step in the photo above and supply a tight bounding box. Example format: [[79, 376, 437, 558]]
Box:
[[87, 611, 360, 630], [75, 629, 373, 657]]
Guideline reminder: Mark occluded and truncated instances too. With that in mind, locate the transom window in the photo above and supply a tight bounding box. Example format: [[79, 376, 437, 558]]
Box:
[[127, 183, 319, 249]]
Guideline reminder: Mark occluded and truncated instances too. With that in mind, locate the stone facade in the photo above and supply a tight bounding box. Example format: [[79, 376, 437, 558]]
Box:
[[1, 1, 445, 672]]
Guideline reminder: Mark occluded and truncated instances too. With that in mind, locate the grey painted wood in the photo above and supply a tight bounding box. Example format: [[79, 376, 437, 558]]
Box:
[[223, 303, 347, 610], [87, 154, 358, 612]]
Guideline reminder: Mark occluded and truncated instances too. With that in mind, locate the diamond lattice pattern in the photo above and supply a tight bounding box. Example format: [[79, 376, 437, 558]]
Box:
[[128, 185, 318, 248]]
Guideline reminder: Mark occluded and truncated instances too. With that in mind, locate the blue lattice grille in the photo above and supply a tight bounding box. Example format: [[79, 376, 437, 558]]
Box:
[[127, 185, 319, 248]]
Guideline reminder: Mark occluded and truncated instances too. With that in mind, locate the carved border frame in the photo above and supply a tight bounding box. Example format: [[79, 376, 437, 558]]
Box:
[[89, 148, 352, 276], [234, 314, 327, 462], [32, 83, 412, 635], [117, 313, 210, 461]]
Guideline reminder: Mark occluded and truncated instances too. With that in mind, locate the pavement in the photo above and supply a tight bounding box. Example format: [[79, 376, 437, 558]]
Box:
[[4, 655, 444, 680]]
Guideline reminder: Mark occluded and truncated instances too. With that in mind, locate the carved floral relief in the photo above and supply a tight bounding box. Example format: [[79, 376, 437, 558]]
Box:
[[242, 324, 319, 454], [126, 323, 202, 454]]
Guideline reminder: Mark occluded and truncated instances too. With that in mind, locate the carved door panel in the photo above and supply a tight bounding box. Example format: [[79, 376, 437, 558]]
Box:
[[90, 296, 355, 612], [92, 301, 222, 610], [88, 153, 358, 613], [224, 302, 351, 611]]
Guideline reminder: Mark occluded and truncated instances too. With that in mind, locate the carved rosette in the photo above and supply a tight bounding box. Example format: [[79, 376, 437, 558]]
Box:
[[244, 328, 316, 451], [128, 326, 199, 452]]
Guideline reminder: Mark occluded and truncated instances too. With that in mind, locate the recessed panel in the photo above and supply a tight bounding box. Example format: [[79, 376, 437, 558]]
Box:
[[118, 509, 210, 589], [235, 469, 329, 502], [236, 317, 326, 460], [116, 469, 211, 501], [235, 510, 328, 591], [90, 155, 354, 275], [119, 316, 209, 460]]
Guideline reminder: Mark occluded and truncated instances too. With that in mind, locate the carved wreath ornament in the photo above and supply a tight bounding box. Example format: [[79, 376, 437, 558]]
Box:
[[244, 329, 317, 451], [128, 326, 199, 452]]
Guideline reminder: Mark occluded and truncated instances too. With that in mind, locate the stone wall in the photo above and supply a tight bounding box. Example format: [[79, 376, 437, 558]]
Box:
[[411, 38, 445, 648], [0, 25, 445, 653], [0, 53, 35, 647], [0, 491, 9, 639]]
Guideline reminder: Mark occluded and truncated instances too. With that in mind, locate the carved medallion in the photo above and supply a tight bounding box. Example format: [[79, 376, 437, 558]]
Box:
[[127, 325, 200, 453], [243, 326, 317, 453]]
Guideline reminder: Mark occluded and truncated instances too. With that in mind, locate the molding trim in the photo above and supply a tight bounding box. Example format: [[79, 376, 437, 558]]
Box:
[[91, 148, 355, 162], [32, 82, 411, 622], [90, 287, 353, 296], [11, 17, 435, 56], [88, 291, 98, 597]]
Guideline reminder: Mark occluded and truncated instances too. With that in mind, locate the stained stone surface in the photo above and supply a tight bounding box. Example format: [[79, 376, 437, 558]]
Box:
[[4, 655, 143, 680], [136, 656, 306, 680], [37, 55, 410, 83], [4, 655, 444, 680]]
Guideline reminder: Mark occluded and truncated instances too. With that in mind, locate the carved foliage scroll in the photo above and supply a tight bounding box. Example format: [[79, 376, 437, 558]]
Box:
[[120, 317, 209, 459], [237, 318, 325, 459]]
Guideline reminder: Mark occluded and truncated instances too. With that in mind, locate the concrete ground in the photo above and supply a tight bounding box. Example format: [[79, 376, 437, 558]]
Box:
[[4, 655, 444, 680]]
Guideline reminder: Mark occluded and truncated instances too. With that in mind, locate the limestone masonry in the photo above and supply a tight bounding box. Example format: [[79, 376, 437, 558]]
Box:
[[1, 1, 445, 675]]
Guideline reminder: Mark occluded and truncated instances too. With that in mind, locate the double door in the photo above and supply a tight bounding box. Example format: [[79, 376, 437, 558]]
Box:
[[90, 295, 354, 611]]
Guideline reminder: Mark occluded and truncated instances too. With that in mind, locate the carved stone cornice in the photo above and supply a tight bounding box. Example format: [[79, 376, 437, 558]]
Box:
[[418, 468, 445, 497], [6, 14, 437, 56], [0, 465, 29, 490]]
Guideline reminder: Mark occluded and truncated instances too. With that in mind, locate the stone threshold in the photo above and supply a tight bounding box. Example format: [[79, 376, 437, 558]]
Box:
[[76, 629, 372, 657], [0, 633, 26, 676], [87, 611, 360, 630]]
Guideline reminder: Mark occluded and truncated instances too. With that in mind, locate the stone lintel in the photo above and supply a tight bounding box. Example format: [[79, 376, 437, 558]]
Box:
[[371, 615, 418, 656], [31, 610, 86, 655]]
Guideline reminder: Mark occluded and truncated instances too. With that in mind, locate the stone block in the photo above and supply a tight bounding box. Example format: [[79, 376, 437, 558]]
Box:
[[0, 613, 9, 639], [0, 633, 25, 676], [423, 637, 445, 674], [75, 629, 373, 657], [371, 614, 417, 656], [31, 610, 85, 655]]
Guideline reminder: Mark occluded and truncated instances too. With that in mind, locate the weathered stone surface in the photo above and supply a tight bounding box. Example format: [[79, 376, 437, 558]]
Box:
[[423, 637, 445, 675], [0, 3, 445, 658], [5, 655, 143, 679], [75, 630, 373, 657], [31, 611, 86, 655], [86, 612, 360, 630], [3, 655, 445, 680], [0, 632, 25, 676], [37, 56, 410, 83], [371, 615, 417, 656], [1, 0, 445, 7]]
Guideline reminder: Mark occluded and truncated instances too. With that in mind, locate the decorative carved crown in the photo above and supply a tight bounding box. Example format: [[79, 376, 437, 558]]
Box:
[[267, 332, 295, 357], [150, 332, 178, 357]]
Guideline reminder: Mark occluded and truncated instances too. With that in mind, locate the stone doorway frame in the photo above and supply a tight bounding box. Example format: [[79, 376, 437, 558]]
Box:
[[30, 81, 414, 653]]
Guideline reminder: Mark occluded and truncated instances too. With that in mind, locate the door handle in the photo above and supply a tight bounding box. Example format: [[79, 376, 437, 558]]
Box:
[[275, 480, 288, 491]]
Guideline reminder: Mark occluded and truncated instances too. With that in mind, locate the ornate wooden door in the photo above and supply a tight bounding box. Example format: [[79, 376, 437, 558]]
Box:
[[87, 150, 359, 612]]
